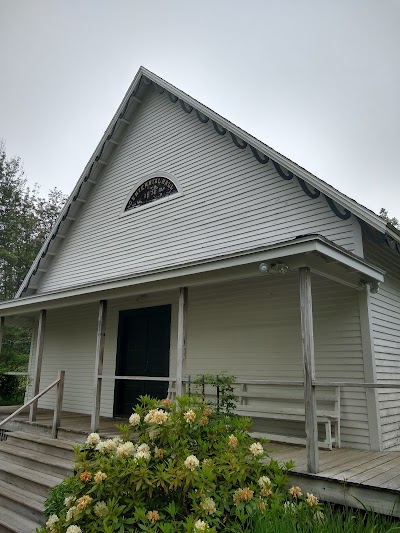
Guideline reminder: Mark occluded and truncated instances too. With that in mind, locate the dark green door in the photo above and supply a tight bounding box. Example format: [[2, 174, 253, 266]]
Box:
[[114, 305, 171, 418]]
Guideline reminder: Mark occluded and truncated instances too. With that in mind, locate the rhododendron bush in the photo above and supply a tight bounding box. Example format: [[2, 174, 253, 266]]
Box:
[[38, 395, 323, 533]]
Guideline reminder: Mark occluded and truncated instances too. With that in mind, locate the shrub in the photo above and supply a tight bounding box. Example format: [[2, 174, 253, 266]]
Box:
[[38, 395, 323, 533]]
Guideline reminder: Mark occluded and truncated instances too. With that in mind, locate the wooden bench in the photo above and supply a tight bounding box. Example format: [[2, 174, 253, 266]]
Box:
[[235, 384, 341, 450]]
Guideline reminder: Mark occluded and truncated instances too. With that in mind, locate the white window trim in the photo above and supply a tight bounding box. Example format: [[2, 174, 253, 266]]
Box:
[[120, 171, 183, 217]]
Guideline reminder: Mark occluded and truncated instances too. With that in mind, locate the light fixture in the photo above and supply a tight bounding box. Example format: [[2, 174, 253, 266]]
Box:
[[259, 262, 269, 274]]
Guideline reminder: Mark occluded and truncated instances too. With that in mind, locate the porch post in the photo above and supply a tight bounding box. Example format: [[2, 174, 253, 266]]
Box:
[[91, 300, 107, 433], [299, 268, 319, 473], [29, 309, 47, 422], [176, 287, 188, 397]]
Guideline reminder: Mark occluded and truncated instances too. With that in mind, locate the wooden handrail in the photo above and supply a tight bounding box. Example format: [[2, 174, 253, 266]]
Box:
[[0, 370, 65, 439]]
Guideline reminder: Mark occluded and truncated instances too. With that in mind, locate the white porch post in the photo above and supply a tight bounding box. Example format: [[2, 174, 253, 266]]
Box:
[[176, 287, 188, 397], [91, 300, 107, 433], [29, 309, 47, 422], [299, 267, 319, 473]]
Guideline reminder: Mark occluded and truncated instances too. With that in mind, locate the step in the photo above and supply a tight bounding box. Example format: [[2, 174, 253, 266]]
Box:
[[0, 460, 63, 498], [0, 480, 45, 524], [0, 441, 74, 477], [5, 431, 78, 460], [0, 507, 41, 533]]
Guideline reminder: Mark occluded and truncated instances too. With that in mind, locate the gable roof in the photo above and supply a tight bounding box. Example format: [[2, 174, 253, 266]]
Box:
[[16, 66, 400, 298]]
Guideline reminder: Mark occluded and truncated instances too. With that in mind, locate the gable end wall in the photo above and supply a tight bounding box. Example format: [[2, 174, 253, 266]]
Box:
[[38, 87, 362, 293]]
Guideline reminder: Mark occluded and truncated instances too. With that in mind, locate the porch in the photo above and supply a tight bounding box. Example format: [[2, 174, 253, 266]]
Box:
[[0, 235, 388, 474]]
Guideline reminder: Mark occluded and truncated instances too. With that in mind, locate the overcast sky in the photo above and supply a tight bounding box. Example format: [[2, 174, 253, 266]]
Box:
[[1, 0, 399, 218]]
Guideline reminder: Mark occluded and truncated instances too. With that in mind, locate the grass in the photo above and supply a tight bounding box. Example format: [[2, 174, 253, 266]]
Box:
[[251, 506, 400, 532]]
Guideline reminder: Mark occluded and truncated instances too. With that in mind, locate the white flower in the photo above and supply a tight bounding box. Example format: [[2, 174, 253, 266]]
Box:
[[134, 442, 151, 459], [96, 437, 121, 453], [94, 500, 108, 517], [129, 413, 141, 426], [144, 408, 170, 425], [66, 526, 82, 533], [201, 497, 216, 515], [116, 441, 135, 457], [184, 454, 200, 471], [249, 442, 264, 456], [86, 432, 101, 446], [64, 495, 76, 508], [66, 506, 78, 521], [148, 427, 161, 440], [46, 514, 59, 529], [193, 519, 209, 531], [258, 476, 271, 488]]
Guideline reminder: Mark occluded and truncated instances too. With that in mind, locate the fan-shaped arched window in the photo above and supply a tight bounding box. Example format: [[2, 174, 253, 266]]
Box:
[[123, 173, 182, 213]]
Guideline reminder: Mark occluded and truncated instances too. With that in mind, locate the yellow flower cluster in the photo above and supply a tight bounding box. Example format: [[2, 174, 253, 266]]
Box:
[[289, 486, 302, 498], [94, 470, 107, 484], [184, 409, 196, 423], [233, 487, 254, 505], [306, 493, 319, 507], [258, 476, 272, 496], [147, 510, 160, 523], [76, 495, 93, 510], [79, 470, 92, 483], [228, 434, 238, 448]]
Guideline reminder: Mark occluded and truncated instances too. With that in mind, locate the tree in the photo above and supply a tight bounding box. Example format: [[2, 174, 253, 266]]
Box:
[[379, 208, 399, 228], [0, 141, 67, 300], [0, 142, 67, 401]]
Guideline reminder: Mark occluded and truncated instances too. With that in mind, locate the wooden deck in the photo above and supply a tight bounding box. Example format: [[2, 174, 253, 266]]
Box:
[[268, 441, 400, 516], [0, 406, 125, 439]]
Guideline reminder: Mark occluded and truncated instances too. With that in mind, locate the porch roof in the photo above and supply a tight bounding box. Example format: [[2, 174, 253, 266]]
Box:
[[0, 234, 384, 318]]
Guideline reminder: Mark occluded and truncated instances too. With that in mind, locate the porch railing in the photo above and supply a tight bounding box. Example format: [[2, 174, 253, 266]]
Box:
[[0, 370, 65, 439], [97, 374, 400, 474]]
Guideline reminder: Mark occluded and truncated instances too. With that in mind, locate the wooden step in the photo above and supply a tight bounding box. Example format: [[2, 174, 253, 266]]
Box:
[[0, 507, 41, 533], [0, 480, 45, 524], [5, 430, 77, 460], [0, 460, 63, 498], [0, 441, 73, 477]]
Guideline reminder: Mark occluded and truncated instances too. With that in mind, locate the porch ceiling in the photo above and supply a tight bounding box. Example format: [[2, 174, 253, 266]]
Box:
[[0, 235, 384, 318]]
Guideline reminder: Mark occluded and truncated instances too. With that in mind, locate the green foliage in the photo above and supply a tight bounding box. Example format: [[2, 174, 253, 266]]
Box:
[[379, 208, 399, 229], [193, 373, 237, 414], [251, 504, 400, 532], [38, 394, 318, 533]]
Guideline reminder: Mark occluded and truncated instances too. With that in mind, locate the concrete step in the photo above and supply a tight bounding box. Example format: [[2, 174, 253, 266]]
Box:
[[0, 460, 63, 498], [0, 479, 45, 524], [0, 507, 41, 533], [6, 430, 77, 460]]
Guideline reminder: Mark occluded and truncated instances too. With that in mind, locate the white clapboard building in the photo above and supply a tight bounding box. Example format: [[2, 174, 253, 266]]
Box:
[[1, 67, 400, 456]]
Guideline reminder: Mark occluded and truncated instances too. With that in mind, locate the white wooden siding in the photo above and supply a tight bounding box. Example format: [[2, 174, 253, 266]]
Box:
[[38, 87, 361, 294], [365, 239, 400, 450], [33, 292, 178, 418], [32, 272, 369, 448], [187, 273, 369, 449]]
